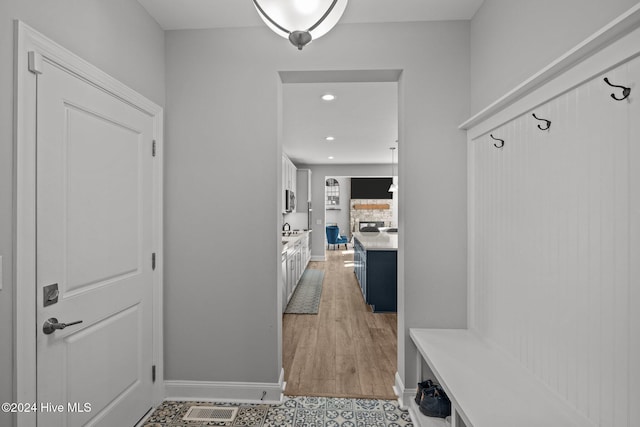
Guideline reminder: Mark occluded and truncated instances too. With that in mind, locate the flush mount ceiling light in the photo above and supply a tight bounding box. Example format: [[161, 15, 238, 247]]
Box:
[[253, 0, 349, 50], [321, 93, 336, 101], [325, 136, 335, 141], [328, 156, 335, 160]]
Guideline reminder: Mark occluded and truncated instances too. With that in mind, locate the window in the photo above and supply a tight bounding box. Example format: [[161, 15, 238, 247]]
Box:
[[325, 178, 339, 206]]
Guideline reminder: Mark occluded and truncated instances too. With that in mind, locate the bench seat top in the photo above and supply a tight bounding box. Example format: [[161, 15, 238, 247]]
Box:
[[410, 329, 595, 427]]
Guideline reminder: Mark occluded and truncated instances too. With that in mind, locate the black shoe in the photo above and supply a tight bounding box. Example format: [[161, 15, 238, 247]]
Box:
[[414, 380, 434, 405], [418, 385, 451, 418]]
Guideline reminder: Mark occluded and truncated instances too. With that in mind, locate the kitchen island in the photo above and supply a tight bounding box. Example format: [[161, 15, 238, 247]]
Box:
[[352, 231, 397, 312]]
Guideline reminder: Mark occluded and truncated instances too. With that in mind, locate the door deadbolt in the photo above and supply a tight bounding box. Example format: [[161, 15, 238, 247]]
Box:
[[43, 283, 59, 307], [43, 318, 83, 335]]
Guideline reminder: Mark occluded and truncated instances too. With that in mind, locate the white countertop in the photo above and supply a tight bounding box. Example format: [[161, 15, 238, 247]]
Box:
[[281, 230, 310, 253], [353, 231, 398, 251]]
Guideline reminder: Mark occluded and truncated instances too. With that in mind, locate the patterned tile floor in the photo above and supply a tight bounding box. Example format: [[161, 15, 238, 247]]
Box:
[[143, 396, 413, 427]]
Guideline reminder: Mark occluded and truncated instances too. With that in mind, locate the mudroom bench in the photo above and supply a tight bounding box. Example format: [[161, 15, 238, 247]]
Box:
[[408, 329, 596, 427]]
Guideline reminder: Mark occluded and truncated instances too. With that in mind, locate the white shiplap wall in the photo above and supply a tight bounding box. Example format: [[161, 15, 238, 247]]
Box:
[[469, 56, 639, 426]]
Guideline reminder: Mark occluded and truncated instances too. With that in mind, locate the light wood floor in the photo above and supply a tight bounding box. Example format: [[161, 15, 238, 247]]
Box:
[[283, 246, 397, 399]]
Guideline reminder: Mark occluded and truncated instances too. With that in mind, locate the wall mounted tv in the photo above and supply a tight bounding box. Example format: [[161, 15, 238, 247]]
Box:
[[350, 178, 393, 199]]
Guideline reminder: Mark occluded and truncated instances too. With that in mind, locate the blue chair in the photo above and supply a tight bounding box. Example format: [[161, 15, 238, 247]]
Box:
[[326, 225, 348, 250]]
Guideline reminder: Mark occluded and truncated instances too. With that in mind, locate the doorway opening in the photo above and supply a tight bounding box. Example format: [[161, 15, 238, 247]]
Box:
[[278, 70, 401, 399]]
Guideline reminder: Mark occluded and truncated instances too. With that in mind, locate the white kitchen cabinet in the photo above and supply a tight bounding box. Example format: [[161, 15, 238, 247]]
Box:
[[296, 168, 311, 204], [281, 252, 288, 313], [283, 154, 296, 192], [284, 238, 302, 303], [301, 233, 310, 267], [282, 232, 312, 307], [283, 156, 289, 191], [282, 156, 287, 213], [282, 154, 297, 213], [294, 240, 302, 294], [286, 250, 296, 302], [290, 161, 297, 201]]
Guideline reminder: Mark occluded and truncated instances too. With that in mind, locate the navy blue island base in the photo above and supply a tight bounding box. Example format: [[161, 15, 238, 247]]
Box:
[[353, 236, 397, 312]]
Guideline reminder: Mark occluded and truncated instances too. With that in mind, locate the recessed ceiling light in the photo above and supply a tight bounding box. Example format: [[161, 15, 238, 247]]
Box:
[[321, 94, 335, 101], [328, 156, 334, 160], [325, 136, 335, 141]]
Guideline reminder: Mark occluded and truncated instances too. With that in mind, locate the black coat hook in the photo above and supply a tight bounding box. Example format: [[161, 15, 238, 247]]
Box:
[[490, 134, 504, 149], [604, 77, 631, 101], [532, 113, 551, 130]]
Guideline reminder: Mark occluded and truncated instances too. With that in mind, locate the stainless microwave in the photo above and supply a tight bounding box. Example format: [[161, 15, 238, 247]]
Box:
[[285, 189, 296, 212]]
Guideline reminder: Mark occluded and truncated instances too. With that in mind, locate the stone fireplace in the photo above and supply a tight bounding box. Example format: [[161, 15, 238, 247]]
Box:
[[349, 199, 393, 234]]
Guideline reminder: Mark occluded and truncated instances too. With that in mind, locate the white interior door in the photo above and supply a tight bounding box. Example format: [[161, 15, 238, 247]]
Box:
[[35, 58, 155, 426]]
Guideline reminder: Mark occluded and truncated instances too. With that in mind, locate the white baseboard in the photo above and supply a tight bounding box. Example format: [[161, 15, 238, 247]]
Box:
[[164, 369, 285, 404], [393, 372, 415, 410], [310, 255, 325, 262]]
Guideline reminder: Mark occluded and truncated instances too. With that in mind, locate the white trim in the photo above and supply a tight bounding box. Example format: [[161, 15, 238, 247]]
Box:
[[151, 101, 165, 407], [466, 138, 475, 331], [14, 20, 164, 427], [310, 255, 326, 262], [393, 371, 414, 410], [164, 369, 286, 404], [460, 2, 640, 133], [13, 21, 37, 421]]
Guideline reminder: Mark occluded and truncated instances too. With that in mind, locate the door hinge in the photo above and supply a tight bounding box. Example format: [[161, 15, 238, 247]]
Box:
[[152, 365, 156, 383], [152, 140, 156, 157], [152, 253, 156, 270], [28, 51, 43, 74]]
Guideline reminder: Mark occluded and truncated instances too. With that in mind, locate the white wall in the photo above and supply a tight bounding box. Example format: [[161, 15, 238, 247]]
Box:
[[165, 20, 470, 391], [470, 0, 640, 114], [325, 176, 351, 237], [0, 1, 165, 424]]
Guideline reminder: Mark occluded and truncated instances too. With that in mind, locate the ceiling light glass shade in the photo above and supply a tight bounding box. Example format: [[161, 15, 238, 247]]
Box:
[[253, 0, 348, 50]]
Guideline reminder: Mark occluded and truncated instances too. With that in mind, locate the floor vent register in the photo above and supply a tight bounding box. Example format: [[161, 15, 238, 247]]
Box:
[[182, 406, 239, 422]]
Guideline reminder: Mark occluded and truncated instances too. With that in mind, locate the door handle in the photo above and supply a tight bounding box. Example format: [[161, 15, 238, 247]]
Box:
[[42, 318, 83, 335]]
